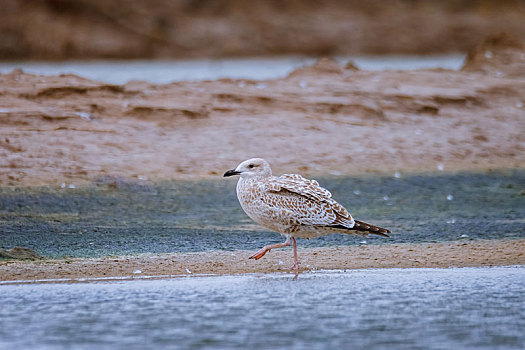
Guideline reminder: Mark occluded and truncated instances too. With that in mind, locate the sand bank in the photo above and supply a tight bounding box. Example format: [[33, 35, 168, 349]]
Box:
[[1, 35, 524, 186], [1, 239, 523, 283]]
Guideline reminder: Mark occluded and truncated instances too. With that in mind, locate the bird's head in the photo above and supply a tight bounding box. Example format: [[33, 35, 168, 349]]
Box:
[[223, 158, 272, 179]]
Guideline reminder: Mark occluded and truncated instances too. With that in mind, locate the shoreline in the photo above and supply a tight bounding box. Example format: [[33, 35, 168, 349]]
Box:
[[1, 239, 523, 284]]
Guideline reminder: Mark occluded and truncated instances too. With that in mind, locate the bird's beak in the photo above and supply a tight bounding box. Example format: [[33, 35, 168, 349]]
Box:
[[223, 169, 242, 177]]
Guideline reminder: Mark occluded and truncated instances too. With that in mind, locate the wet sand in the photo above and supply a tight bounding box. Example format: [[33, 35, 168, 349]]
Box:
[[1, 171, 523, 259], [1, 239, 523, 283]]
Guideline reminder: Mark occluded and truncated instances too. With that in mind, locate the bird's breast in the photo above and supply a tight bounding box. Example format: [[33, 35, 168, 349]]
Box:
[[236, 178, 259, 205], [236, 179, 291, 233]]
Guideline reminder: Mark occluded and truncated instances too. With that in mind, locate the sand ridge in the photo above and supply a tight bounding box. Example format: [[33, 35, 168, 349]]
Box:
[[1, 239, 523, 283]]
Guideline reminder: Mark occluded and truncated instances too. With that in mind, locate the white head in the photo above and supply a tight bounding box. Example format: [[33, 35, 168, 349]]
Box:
[[223, 158, 272, 180]]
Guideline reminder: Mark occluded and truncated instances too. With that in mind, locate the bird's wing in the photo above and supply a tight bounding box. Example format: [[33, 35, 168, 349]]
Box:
[[261, 174, 354, 227], [265, 174, 332, 201]]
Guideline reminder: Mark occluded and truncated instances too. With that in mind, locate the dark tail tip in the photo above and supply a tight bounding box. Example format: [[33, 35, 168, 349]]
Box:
[[374, 231, 391, 238], [354, 220, 391, 237]]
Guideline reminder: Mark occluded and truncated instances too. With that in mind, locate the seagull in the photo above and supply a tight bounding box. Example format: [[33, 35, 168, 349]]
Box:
[[224, 158, 390, 269]]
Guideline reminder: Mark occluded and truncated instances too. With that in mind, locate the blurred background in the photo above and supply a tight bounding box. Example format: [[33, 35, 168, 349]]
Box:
[[2, 0, 525, 60]]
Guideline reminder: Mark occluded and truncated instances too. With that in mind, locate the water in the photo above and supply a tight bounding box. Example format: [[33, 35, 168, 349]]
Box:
[[0, 267, 523, 350], [0, 55, 465, 84]]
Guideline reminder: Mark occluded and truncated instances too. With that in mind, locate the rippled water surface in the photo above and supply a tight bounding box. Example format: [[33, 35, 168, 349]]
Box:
[[0, 55, 465, 84], [1, 267, 523, 350]]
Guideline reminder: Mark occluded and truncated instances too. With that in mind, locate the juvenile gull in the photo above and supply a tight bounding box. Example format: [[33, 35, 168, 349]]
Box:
[[224, 158, 390, 269]]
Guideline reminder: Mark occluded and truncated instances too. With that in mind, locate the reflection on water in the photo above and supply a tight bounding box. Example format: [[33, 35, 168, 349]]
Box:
[[0, 55, 465, 84], [0, 267, 523, 350]]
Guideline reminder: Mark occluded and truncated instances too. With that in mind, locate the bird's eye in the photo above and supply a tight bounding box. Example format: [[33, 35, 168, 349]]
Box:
[[248, 164, 254, 169]]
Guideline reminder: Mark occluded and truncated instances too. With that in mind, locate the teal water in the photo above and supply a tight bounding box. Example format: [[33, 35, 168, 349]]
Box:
[[0, 267, 523, 350]]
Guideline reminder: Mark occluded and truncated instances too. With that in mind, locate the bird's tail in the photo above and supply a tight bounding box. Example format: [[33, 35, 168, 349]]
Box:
[[351, 220, 391, 237]]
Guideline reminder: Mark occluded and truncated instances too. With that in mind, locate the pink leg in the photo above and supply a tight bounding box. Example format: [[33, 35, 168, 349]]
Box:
[[249, 236, 291, 260], [291, 237, 300, 270]]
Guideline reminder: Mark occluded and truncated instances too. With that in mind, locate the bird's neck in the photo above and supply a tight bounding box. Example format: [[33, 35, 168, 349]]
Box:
[[236, 175, 266, 196]]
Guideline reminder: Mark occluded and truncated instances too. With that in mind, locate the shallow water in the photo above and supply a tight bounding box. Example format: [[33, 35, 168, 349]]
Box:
[[0, 55, 465, 84], [0, 267, 523, 350]]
